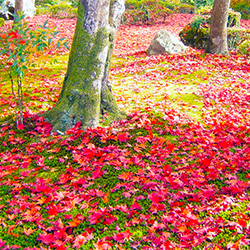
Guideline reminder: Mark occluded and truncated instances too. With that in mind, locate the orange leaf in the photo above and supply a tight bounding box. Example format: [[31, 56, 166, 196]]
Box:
[[24, 227, 36, 236]]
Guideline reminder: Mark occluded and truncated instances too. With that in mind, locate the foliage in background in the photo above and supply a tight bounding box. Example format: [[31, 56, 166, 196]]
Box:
[[237, 39, 250, 55], [0, 14, 68, 127], [124, 0, 175, 25], [174, 3, 194, 14], [36, 0, 77, 18], [48, 2, 77, 18], [124, 0, 195, 25], [231, 0, 250, 19], [227, 27, 250, 51], [181, 0, 214, 8], [179, 10, 249, 51]]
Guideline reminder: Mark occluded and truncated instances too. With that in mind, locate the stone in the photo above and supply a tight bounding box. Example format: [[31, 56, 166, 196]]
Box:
[[147, 29, 187, 56]]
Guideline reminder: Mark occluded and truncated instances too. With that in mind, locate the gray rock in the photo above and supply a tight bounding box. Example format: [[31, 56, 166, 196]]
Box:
[[147, 29, 187, 56]]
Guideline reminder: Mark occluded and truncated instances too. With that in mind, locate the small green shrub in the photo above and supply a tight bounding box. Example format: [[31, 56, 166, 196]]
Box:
[[35, 4, 51, 15], [197, 6, 212, 15], [49, 2, 77, 18], [238, 39, 250, 55], [174, 3, 194, 14], [124, 0, 174, 25], [228, 9, 241, 27], [0, 14, 68, 127], [227, 27, 250, 50], [36, 0, 58, 6], [181, 0, 214, 8]]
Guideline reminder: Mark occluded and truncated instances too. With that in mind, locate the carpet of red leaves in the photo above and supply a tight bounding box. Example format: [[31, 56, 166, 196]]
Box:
[[0, 14, 250, 250]]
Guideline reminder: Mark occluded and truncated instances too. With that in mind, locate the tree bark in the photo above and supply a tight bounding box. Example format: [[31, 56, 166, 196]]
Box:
[[15, 0, 36, 17], [43, 0, 125, 133], [205, 0, 230, 54], [15, 0, 23, 15]]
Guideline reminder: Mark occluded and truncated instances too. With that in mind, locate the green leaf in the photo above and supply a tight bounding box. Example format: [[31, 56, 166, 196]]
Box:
[[64, 43, 69, 50], [53, 31, 60, 36], [12, 60, 18, 67], [48, 38, 52, 45], [43, 20, 48, 28]]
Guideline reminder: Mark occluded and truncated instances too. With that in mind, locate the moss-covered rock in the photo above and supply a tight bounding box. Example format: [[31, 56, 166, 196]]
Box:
[[179, 15, 210, 50]]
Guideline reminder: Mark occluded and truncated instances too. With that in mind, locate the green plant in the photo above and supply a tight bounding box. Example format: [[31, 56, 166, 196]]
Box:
[[231, 0, 250, 19], [0, 18, 4, 26], [238, 39, 250, 55], [181, 0, 214, 8], [124, 0, 174, 25], [36, 0, 58, 6], [228, 9, 241, 27], [35, 5, 50, 15], [196, 5, 212, 15], [227, 27, 250, 51], [49, 2, 77, 18], [174, 3, 194, 14], [0, 14, 68, 127]]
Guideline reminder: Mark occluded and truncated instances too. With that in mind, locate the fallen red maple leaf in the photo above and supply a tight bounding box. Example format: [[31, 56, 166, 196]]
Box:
[[38, 233, 54, 245]]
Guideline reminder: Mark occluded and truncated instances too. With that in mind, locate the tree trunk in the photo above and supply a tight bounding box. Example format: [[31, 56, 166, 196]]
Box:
[[194, 0, 197, 14], [43, 0, 125, 133], [15, 0, 23, 15], [15, 0, 36, 17], [205, 0, 230, 54]]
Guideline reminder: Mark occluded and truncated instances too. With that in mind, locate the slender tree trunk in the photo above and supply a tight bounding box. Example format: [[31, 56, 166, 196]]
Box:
[[15, 0, 23, 15], [15, 0, 36, 17], [194, 0, 197, 14], [43, 0, 125, 133], [205, 0, 230, 54]]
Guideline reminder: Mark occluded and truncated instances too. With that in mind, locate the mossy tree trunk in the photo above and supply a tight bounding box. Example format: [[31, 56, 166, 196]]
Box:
[[205, 0, 230, 54], [43, 0, 125, 133]]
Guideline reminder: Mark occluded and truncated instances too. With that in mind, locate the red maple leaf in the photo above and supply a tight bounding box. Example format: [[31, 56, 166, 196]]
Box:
[[117, 132, 130, 142], [38, 233, 54, 245]]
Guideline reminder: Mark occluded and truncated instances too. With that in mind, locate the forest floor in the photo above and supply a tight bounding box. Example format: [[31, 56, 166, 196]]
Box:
[[0, 14, 250, 250]]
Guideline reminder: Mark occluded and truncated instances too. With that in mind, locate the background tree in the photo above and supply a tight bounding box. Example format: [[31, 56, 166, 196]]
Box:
[[15, 0, 36, 17], [205, 0, 231, 54], [43, 0, 125, 133], [15, 0, 23, 14]]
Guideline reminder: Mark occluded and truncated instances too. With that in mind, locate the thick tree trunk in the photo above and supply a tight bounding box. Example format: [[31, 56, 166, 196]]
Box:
[[43, 0, 125, 133], [205, 0, 230, 54]]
